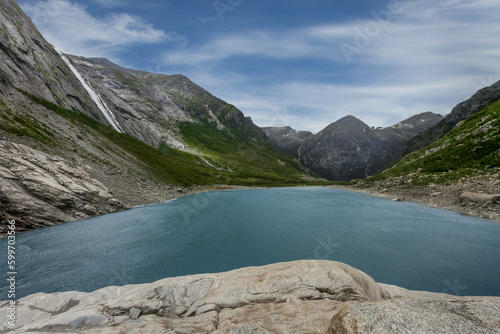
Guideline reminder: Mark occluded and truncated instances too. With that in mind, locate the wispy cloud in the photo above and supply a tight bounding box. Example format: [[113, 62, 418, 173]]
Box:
[[164, 0, 500, 132], [20, 0, 179, 57], [19, 0, 500, 133], [218, 80, 460, 133], [163, 29, 341, 66], [90, 0, 124, 8]]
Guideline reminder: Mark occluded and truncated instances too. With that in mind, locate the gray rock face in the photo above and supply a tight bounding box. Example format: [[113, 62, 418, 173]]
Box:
[[0, 0, 109, 123], [398, 79, 500, 159], [460, 191, 500, 203], [0, 140, 124, 235], [261, 126, 313, 157], [2, 0, 306, 236], [65, 55, 267, 151], [128, 307, 142, 320], [293, 112, 443, 181], [330, 297, 500, 334], [1, 260, 498, 334]]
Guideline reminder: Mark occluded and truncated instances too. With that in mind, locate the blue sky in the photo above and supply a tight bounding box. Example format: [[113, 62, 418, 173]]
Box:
[[20, 0, 500, 133]]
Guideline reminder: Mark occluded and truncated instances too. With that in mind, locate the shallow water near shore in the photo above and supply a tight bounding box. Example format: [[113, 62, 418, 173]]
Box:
[[2, 187, 500, 299]]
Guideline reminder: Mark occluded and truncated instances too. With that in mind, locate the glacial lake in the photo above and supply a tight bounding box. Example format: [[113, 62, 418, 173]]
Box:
[[2, 187, 500, 299]]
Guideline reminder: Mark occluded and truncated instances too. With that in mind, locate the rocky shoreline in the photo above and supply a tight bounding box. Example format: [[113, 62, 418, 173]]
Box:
[[0, 139, 260, 238], [2, 260, 499, 333], [332, 173, 500, 222]]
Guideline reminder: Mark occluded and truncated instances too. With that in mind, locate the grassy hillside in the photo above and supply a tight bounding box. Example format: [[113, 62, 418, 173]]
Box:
[[177, 98, 317, 186], [1, 89, 320, 187], [364, 99, 500, 186]]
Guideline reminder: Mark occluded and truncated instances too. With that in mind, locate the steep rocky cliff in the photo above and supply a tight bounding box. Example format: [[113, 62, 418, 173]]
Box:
[[265, 112, 443, 181], [65, 55, 261, 151], [2, 260, 499, 333], [0, 0, 109, 123], [0, 0, 316, 234]]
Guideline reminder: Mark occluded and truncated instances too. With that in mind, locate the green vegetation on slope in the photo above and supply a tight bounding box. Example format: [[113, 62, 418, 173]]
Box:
[[176, 98, 319, 186], [179, 120, 311, 185], [9, 89, 319, 187], [365, 99, 500, 186], [0, 100, 57, 146]]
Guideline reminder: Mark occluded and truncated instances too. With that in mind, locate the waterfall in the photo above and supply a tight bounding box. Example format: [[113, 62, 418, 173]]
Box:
[[57, 49, 124, 133]]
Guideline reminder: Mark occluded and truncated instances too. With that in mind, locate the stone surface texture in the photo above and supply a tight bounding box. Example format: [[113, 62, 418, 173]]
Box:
[[0, 140, 125, 234], [1, 260, 499, 333]]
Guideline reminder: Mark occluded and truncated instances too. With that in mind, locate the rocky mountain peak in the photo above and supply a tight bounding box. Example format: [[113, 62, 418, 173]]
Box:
[[392, 111, 443, 131], [0, 0, 108, 122], [319, 115, 374, 138], [266, 112, 443, 181]]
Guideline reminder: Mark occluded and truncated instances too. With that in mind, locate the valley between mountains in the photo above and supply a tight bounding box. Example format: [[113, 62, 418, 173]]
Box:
[[1, 0, 500, 235], [1, 1, 500, 333]]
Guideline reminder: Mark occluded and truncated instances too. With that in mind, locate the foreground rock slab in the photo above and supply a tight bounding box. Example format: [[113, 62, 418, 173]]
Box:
[[1, 260, 499, 333]]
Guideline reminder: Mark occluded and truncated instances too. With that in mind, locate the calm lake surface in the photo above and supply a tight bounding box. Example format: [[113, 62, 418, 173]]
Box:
[[2, 187, 500, 299]]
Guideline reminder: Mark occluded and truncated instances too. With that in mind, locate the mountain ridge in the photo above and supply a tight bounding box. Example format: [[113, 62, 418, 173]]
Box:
[[264, 112, 443, 181], [396, 79, 500, 159], [348, 79, 500, 221], [0, 0, 317, 235]]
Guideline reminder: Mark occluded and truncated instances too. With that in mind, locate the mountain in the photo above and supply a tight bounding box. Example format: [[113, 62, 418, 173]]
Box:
[[264, 112, 443, 181], [371, 83, 500, 183], [0, 0, 316, 234], [357, 79, 500, 220], [396, 80, 500, 159], [64, 54, 234, 151], [62, 55, 315, 184], [261, 126, 313, 157]]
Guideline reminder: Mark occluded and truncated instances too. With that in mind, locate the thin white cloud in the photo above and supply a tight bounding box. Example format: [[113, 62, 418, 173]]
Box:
[[19, 0, 500, 133], [19, 0, 179, 57], [222, 80, 459, 133], [163, 27, 349, 66], [165, 0, 500, 132], [91, 0, 124, 7]]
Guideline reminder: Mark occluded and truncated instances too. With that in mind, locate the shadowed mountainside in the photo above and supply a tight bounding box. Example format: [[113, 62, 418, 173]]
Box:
[[264, 112, 443, 181]]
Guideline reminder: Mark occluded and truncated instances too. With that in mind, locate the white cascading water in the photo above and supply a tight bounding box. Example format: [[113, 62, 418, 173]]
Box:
[[56, 49, 124, 133]]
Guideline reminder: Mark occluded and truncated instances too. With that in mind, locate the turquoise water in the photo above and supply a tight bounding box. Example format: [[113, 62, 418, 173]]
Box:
[[2, 187, 500, 299]]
